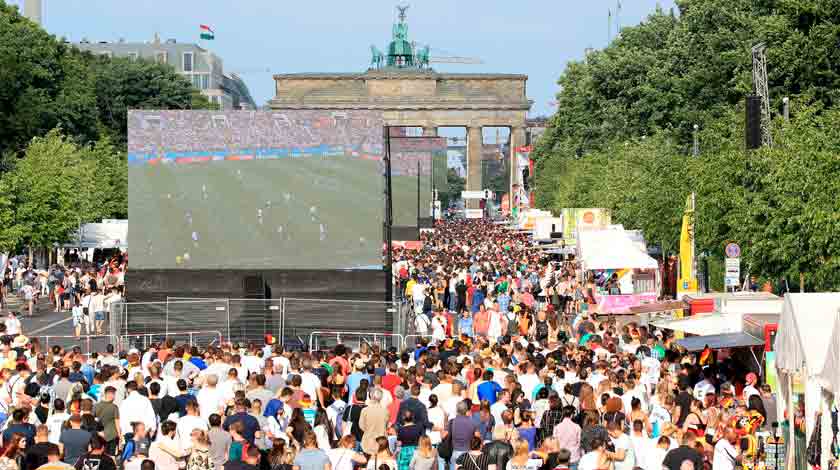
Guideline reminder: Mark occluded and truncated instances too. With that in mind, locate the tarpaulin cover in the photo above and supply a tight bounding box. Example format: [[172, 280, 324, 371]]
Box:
[[676, 332, 763, 352]]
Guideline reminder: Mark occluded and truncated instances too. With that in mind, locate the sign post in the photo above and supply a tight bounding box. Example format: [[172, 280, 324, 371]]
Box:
[[724, 243, 741, 291]]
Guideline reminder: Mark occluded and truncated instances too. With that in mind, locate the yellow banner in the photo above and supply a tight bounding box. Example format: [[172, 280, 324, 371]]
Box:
[[677, 193, 698, 297]]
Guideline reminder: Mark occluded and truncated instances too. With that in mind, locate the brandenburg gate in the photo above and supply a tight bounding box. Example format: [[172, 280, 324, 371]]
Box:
[[269, 7, 531, 205]]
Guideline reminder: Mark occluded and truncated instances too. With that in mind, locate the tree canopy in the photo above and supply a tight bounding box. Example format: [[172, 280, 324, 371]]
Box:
[[534, 0, 840, 290], [0, 0, 214, 251]]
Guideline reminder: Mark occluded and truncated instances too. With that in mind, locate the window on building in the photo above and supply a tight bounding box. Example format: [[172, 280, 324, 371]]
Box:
[[182, 52, 194, 72], [155, 51, 168, 64], [191, 74, 201, 89], [127, 52, 138, 61], [201, 74, 210, 90]]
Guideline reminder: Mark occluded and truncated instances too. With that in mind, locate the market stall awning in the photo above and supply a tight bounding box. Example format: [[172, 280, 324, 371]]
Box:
[[628, 300, 687, 315], [577, 229, 658, 270], [652, 313, 741, 336], [676, 332, 763, 352]]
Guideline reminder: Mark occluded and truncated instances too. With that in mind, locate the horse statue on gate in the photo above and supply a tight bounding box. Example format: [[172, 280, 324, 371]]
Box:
[[370, 45, 384, 69], [416, 45, 430, 69]]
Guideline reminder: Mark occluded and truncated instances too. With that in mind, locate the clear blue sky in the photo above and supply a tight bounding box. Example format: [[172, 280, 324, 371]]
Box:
[[11, 0, 674, 116]]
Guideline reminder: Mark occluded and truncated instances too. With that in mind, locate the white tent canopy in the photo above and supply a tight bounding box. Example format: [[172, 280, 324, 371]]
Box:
[[577, 229, 658, 271], [773, 293, 840, 470], [818, 314, 840, 395], [64, 221, 128, 249], [774, 293, 840, 374]]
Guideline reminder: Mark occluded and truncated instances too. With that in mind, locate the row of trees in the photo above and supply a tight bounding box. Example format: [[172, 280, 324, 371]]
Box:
[[0, 0, 214, 253], [533, 0, 840, 290]]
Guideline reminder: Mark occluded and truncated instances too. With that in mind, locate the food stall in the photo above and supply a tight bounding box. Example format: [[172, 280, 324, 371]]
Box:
[[576, 229, 660, 314]]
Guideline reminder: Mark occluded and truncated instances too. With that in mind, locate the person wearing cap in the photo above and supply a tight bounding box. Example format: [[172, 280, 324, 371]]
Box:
[[346, 359, 369, 402], [742, 373, 760, 402]]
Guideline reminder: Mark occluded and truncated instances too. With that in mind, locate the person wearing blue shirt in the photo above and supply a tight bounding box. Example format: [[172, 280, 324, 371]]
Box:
[[458, 311, 473, 337], [476, 370, 502, 404], [498, 292, 511, 314], [471, 288, 485, 313], [346, 359, 370, 400]]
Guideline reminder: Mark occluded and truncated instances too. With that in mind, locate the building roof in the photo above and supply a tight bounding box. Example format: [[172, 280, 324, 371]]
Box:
[[273, 71, 528, 80]]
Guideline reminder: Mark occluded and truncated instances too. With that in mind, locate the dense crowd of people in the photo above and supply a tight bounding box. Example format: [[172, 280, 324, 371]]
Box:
[[0, 221, 782, 470]]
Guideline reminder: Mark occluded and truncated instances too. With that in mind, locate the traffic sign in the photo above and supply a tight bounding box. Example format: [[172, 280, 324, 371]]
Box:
[[461, 190, 493, 200], [725, 257, 741, 287], [725, 242, 741, 258]]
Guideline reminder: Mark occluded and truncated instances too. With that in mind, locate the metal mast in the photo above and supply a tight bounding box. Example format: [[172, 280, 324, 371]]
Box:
[[751, 43, 772, 147]]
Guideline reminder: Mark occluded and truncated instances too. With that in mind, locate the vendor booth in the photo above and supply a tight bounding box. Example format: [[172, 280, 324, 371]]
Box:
[[577, 229, 660, 314], [774, 293, 840, 470]]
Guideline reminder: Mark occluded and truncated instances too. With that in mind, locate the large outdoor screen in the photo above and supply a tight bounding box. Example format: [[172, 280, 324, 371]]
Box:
[[390, 137, 447, 228], [128, 110, 384, 270]]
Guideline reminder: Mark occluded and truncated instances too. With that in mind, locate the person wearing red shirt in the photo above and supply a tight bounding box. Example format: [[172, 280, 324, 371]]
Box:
[[381, 363, 401, 399]]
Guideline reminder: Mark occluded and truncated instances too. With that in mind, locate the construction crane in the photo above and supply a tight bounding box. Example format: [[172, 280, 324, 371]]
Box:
[[415, 44, 483, 65], [751, 43, 772, 147]]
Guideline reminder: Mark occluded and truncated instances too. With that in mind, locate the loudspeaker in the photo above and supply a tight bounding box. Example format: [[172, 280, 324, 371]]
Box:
[[746, 95, 762, 149]]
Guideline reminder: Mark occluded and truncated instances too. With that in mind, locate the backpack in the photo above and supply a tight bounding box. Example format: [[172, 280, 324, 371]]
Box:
[[506, 313, 519, 337]]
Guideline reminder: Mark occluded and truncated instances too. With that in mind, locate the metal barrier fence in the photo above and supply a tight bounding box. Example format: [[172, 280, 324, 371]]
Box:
[[110, 297, 403, 347], [31, 330, 223, 356], [308, 331, 404, 352]]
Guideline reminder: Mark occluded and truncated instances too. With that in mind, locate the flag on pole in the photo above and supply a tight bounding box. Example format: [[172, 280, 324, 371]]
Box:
[[200, 24, 215, 40]]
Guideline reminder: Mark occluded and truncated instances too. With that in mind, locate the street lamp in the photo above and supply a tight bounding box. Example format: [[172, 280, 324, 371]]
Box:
[[692, 124, 700, 157]]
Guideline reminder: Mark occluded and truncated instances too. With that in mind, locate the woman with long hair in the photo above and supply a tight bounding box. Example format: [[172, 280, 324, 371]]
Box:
[[365, 436, 395, 470], [267, 439, 295, 470], [0, 432, 24, 470], [505, 439, 530, 470], [408, 436, 437, 470], [312, 408, 335, 450], [288, 408, 311, 449]]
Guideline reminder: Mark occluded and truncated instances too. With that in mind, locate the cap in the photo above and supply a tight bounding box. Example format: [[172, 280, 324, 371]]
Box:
[[745, 372, 758, 385], [354, 358, 366, 370], [721, 382, 735, 394]]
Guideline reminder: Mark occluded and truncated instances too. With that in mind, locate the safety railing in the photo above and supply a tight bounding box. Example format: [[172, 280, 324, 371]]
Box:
[[308, 331, 404, 352], [120, 330, 224, 351], [30, 334, 115, 357], [402, 334, 435, 349]]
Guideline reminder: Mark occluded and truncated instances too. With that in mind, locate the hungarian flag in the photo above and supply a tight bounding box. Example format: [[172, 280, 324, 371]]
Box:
[[200, 24, 214, 40]]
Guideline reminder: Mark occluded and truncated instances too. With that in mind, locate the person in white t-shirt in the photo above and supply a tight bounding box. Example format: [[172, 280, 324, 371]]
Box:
[[176, 401, 208, 451], [578, 438, 609, 470], [196, 374, 225, 419], [518, 363, 541, 400], [327, 435, 368, 470], [712, 428, 740, 470], [607, 421, 635, 470], [694, 368, 716, 401]]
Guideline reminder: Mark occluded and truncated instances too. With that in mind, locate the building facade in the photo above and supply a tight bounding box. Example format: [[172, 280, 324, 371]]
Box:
[[73, 35, 256, 110]]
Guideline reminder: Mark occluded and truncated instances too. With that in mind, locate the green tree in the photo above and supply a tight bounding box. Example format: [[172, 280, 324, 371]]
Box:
[[89, 55, 216, 146], [3, 130, 103, 249], [439, 168, 465, 210], [0, 1, 98, 157]]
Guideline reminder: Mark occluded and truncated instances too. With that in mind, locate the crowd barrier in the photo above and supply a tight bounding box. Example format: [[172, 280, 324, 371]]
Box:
[[308, 331, 404, 352], [108, 297, 404, 348]]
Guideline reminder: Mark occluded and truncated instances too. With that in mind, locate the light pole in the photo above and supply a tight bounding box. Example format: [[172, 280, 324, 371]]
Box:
[[692, 124, 700, 157]]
